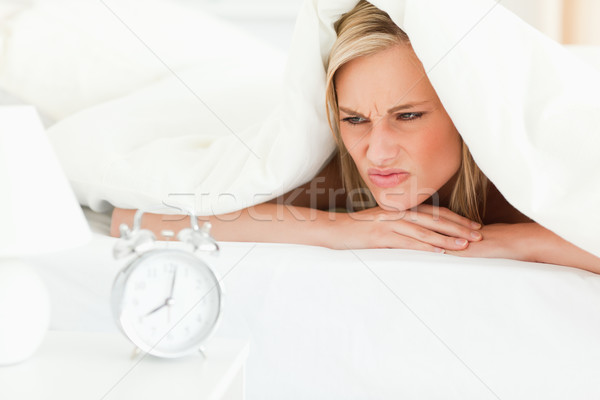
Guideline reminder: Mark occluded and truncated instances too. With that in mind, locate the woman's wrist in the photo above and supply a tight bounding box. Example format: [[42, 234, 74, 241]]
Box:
[[515, 222, 600, 272], [512, 223, 545, 263], [314, 211, 368, 251], [310, 210, 342, 249]]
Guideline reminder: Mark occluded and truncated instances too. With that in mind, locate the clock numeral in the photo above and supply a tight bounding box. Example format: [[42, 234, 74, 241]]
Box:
[[131, 298, 139, 306], [147, 267, 157, 278], [134, 281, 146, 291], [163, 263, 177, 273]]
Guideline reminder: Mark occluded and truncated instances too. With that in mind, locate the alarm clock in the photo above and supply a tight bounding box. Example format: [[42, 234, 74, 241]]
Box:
[[111, 209, 222, 358]]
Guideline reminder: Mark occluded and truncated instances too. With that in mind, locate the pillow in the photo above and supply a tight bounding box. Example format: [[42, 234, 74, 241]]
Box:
[[0, 0, 279, 120]]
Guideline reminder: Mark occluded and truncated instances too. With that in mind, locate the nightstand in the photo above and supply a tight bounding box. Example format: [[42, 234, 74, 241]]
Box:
[[0, 331, 249, 400]]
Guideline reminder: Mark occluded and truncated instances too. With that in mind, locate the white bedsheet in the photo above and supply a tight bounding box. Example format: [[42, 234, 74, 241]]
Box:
[[28, 208, 600, 399]]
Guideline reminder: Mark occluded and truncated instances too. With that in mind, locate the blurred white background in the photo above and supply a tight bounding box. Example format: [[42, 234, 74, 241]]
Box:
[[187, 0, 600, 51], [1, 0, 598, 52]]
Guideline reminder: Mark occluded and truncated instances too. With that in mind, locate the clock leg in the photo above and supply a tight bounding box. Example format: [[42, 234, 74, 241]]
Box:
[[130, 346, 141, 360], [198, 346, 207, 360]]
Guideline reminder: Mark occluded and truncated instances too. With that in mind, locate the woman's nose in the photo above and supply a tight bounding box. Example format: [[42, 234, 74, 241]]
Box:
[[366, 118, 400, 166]]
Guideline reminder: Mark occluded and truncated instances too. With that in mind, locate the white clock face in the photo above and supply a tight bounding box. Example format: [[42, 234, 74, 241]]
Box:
[[116, 250, 221, 357]]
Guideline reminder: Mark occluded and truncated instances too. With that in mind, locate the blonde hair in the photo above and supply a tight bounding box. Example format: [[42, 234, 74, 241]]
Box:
[[325, 0, 487, 223]]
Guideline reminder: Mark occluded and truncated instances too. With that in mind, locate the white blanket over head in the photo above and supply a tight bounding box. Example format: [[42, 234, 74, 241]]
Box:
[[45, 0, 600, 256]]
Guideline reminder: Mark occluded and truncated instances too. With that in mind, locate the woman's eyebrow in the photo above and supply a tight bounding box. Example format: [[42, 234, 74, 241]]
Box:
[[339, 101, 431, 117], [387, 101, 430, 114], [339, 107, 366, 117]]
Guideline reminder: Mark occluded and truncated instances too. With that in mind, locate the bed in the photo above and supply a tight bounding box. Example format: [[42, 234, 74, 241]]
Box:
[[24, 206, 600, 399]]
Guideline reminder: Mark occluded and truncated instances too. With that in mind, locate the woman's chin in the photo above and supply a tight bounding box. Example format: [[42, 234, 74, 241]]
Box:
[[376, 198, 413, 213], [370, 189, 413, 212], [373, 187, 437, 212]]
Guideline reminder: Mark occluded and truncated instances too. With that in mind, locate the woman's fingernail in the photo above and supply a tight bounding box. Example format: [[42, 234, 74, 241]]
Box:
[[471, 231, 482, 240], [434, 247, 445, 253], [455, 238, 468, 246], [471, 221, 481, 229]]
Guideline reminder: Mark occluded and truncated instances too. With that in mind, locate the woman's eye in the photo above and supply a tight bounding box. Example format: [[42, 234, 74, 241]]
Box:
[[397, 112, 423, 121], [341, 116, 367, 125]]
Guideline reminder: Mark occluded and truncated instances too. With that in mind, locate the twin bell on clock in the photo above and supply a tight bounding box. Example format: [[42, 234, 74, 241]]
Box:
[[112, 209, 223, 359]]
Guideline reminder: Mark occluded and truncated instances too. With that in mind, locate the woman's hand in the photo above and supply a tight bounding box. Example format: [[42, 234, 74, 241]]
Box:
[[326, 204, 483, 252], [445, 223, 600, 274], [444, 223, 534, 261]]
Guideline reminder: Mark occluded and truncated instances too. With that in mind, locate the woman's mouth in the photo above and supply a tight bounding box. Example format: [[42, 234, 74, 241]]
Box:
[[367, 168, 410, 188]]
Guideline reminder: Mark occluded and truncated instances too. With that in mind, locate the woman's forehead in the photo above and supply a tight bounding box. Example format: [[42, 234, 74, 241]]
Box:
[[335, 44, 437, 113]]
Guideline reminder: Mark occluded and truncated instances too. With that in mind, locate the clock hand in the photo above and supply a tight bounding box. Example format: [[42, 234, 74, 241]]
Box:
[[167, 267, 178, 324], [144, 302, 167, 318], [137, 270, 176, 321], [169, 267, 178, 299]]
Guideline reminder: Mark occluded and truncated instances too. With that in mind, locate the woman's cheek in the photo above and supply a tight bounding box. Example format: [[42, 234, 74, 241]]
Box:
[[426, 130, 462, 183], [341, 133, 365, 166], [340, 130, 361, 153], [405, 132, 447, 191]]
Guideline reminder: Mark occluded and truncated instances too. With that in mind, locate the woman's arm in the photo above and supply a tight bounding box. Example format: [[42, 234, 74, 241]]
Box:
[[110, 156, 483, 252], [446, 222, 600, 274], [111, 155, 343, 245], [459, 182, 600, 272], [111, 203, 335, 246], [526, 223, 600, 273], [111, 155, 344, 244], [111, 203, 483, 252]]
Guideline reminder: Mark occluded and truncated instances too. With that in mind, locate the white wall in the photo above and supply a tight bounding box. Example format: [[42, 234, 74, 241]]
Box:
[[185, 0, 598, 49], [500, 0, 564, 42], [191, 0, 580, 50], [563, 0, 600, 45], [184, 0, 302, 51]]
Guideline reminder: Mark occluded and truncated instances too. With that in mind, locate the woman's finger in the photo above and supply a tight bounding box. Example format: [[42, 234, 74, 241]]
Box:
[[376, 232, 445, 253], [411, 204, 482, 230], [401, 212, 482, 243], [390, 219, 471, 250]]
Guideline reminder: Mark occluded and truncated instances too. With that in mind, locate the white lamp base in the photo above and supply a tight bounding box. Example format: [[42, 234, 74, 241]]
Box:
[[0, 259, 50, 366]]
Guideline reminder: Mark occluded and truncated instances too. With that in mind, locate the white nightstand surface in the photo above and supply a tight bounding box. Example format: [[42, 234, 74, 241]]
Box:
[[0, 331, 249, 400]]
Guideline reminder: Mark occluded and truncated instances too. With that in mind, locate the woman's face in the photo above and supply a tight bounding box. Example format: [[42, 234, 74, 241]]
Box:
[[335, 43, 462, 211]]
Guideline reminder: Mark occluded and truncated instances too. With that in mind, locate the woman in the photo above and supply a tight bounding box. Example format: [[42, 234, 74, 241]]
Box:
[[111, 1, 600, 273]]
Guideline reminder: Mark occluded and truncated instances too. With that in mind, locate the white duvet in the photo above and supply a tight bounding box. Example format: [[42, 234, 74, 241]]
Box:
[[2, 0, 599, 256]]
